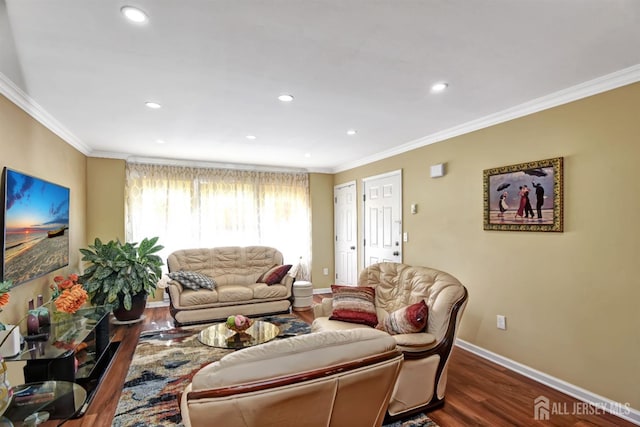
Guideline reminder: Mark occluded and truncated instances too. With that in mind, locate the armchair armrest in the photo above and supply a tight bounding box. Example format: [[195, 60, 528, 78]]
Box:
[[313, 297, 333, 318]]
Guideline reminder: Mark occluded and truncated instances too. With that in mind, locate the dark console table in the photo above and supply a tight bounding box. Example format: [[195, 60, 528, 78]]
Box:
[[5, 306, 118, 417]]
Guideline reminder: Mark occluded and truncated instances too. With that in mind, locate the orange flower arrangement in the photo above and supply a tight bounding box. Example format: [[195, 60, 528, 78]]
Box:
[[51, 274, 87, 314], [54, 284, 88, 314], [0, 282, 10, 311]]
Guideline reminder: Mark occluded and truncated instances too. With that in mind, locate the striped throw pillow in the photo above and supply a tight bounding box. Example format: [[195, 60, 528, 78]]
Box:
[[380, 300, 428, 335], [329, 285, 378, 327]]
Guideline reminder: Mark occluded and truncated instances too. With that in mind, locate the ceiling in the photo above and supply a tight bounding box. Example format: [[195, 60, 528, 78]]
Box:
[[1, 1, 639, 172]]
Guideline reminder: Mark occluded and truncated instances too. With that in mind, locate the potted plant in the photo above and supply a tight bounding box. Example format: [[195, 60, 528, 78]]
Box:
[[79, 237, 164, 321]]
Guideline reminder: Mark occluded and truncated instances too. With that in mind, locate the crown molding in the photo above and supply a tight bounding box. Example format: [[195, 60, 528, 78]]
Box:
[[3, 63, 639, 173], [333, 64, 640, 173], [0, 71, 91, 155]]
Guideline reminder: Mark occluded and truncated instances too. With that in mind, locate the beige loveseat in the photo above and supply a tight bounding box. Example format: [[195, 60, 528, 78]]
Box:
[[312, 262, 468, 420], [180, 328, 403, 427], [166, 246, 294, 325]]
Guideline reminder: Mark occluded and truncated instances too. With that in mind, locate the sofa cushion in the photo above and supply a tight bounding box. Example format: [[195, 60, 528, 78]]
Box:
[[169, 271, 216, 290], [180, 288, 220, 306], [329, 285, 378, 327], [379, 300, 428, 335], [392, 332, 437, 352], [249, 283, 289, 299], [258, 264, 292, 285], [218, 285, 254, 302]]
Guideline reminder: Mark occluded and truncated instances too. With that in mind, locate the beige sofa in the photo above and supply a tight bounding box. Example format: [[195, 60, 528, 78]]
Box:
[[312, 262, 468, 420], [166, 246, 294, 325], [180, 328, 403, 427]]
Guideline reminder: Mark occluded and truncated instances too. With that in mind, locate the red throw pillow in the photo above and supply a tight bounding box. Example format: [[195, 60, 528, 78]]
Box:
[[380, 300, 428, 335], [329, 285, 378, 327], [258, 264, 292, 285]]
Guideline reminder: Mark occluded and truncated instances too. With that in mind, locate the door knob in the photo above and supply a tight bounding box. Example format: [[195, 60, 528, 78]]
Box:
[[350, 246, 356, 250], [393, 251, 399, 256]]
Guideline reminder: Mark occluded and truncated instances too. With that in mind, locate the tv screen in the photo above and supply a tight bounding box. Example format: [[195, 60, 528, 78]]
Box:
[[1, 168, 70, 285]]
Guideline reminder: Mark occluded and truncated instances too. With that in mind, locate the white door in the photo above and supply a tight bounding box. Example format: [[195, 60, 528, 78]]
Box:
[[334, 181, 358, 285], [363, 170, 402, 267]]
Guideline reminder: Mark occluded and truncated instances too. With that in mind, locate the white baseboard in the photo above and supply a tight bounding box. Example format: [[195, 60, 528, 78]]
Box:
[[146, 300, 170, 308], [313, 287, 332, 295], [455, 339, 640, 425]]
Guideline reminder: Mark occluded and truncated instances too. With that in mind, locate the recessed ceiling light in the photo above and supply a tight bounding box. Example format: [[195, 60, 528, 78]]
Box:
[[278, 94, 294, 102], [155, 139, 166, 144], [431, 82, 449, 93], [347, 129, 357, 136], [145, 101, 162, 109], [246, 135, 257, 140], [304, 153, 311, 158], [121, 6, 148, 24]]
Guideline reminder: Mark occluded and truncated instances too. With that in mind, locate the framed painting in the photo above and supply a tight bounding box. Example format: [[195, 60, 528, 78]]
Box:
[[483, 157, 563, 232]]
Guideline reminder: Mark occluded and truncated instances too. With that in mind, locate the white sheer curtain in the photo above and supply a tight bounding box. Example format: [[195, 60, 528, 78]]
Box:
[[125, 163, 311, 277]]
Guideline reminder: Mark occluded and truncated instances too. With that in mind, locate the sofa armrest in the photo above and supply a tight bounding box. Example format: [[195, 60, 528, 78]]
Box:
[[165, 280, 184, 309], [167, 280, 184, 292], [280, 274, 295, 296], [313, 297, 333, 318]]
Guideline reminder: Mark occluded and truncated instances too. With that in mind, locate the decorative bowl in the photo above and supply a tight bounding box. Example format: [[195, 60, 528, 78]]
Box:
[[225, 315, 254, 333]]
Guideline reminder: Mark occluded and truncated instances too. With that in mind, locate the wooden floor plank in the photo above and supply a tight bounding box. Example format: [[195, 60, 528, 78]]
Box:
[[59, 299, 634, 427]]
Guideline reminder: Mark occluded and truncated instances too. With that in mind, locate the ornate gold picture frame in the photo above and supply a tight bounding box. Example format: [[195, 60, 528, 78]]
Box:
[[483, 157, 563, 232]]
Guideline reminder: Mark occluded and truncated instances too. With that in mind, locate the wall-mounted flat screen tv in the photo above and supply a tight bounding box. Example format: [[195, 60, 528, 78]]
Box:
[[1, 168, 70, 285]]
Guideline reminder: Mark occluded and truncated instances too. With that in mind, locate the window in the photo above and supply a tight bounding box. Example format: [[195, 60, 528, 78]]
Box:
[[125, 163, 311, 276]]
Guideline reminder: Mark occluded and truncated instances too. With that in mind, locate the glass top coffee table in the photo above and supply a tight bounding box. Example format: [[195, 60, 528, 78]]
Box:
[[198, 321, 280, 350]]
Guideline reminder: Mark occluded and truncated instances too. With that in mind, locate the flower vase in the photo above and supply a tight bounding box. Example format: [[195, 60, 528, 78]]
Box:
[[51, 308, 74, 341], [37, 294, 50, 327], [27, 299, 39, 336]]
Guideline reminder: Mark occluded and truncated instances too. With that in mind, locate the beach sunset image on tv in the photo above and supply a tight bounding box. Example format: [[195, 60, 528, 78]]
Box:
[[2, 168, 70, 285]]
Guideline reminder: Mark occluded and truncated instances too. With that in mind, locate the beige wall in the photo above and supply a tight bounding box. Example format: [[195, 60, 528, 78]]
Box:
[[335, 83, 640, 409], [0, 94, 87, 324], [309, 173, 334, 289], [86, 157, 125, 243]]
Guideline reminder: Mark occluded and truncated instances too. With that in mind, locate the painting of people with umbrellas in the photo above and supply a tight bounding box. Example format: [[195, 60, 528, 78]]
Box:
[[483, 157, 563, 232]]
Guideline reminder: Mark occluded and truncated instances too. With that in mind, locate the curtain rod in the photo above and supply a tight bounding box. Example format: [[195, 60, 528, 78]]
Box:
[[126, 156, 308, 174]]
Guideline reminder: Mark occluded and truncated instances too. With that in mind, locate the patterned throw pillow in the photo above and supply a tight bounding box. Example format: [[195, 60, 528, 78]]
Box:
[[329, 285, 378, 327], [257, 264, 292, 285], [168, 271, 216, 291], [380, 300, 428, 335]]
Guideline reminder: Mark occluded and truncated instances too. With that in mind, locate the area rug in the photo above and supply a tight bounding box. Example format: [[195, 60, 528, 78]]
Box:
[[112, 314, 437, 427]]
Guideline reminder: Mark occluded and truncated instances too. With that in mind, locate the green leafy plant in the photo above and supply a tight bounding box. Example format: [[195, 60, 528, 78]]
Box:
[[79, 237, 164, 311]]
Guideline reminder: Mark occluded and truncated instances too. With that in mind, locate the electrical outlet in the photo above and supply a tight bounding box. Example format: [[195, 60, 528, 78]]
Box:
[[403, 232, 408, 242], [497, 315, 507, 330], [323, 267, 329, 275]]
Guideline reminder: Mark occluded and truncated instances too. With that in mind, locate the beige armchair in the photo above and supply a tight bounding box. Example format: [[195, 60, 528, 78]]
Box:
[[180, 328, 403, 427], [312, 262, 468, 420]]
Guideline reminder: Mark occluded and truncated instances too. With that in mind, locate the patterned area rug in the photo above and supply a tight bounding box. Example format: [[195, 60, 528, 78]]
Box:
[[112, 314, 437, 427]]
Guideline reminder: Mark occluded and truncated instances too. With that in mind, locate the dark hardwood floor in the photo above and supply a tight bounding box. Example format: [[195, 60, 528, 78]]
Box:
[[61, 297, 634, 427]]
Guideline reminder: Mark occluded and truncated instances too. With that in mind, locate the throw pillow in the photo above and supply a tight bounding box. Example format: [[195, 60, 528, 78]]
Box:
[[168, 271, 216, 291], [379, 300, 428, 335], [257, 264, 292, 285], [329, 285, 378, 327]]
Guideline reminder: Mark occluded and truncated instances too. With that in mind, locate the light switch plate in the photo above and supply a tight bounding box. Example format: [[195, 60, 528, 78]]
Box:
[[497, 315, 507, 330]]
